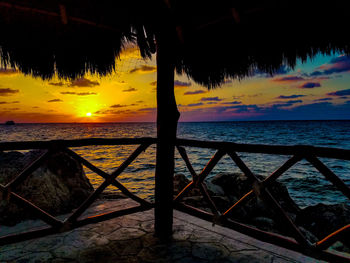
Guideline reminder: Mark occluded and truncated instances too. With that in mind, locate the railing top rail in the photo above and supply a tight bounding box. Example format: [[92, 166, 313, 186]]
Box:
[[1, 137, 349, 161], [176, 138, 350, 161], [0, 137, 157, 151]]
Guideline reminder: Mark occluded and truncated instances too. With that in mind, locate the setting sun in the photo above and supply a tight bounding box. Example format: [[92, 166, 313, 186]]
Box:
[[86, 112, 92, 117]]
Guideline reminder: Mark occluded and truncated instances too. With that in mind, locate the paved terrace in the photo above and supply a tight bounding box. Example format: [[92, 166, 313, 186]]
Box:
[[0, 199, 325, 263]]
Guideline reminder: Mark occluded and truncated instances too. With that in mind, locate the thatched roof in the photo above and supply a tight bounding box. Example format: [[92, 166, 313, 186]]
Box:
[[1, 0, 350, 87]]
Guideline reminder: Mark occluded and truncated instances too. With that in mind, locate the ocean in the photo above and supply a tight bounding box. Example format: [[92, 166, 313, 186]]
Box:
[[1, 121, 349, 208]]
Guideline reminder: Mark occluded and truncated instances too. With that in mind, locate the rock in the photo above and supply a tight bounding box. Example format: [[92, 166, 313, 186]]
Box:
[[205, 180, 225, 196], [211, 173, 299, 213], [173, 174, 200, 197], [0, 150, 94, 225], [173, 174, 191, 195], [296, 203, 350, 248], [211, 173, 299, 229]]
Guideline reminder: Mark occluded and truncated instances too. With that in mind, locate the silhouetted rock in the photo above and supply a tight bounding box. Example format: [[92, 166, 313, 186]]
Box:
[[0, 150, 93, 225], [211, 173, 300, 232], [296, 203, 350, 248]]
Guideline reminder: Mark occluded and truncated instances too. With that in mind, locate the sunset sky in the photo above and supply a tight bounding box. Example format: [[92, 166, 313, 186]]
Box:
[[0, 46, 350, 123]]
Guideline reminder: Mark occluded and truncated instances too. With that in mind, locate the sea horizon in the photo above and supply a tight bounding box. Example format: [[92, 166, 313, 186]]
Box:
[[2, 119, 350, 125]]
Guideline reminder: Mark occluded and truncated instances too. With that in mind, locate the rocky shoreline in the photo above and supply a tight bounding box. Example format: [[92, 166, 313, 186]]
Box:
[[174, 173, 350, 252]]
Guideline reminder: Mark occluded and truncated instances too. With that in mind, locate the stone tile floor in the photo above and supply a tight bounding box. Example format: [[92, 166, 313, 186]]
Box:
[[0, 199, 326, 262]]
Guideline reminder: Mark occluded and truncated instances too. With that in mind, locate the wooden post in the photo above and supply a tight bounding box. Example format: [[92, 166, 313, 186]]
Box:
[[154, 30, 179, 239]]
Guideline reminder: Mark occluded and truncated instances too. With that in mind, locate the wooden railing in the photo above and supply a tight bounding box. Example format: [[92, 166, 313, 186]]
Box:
[[174, 138, 350, 262], [0, 137, 350, 262], [0, 138, 156, 245]]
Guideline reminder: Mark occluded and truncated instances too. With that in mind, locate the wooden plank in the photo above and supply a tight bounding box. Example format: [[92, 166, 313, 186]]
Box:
[[75, 205, 151, 227], [9, 192, 63, 227], [177, 139, 350, 160], [0, 137, 156, 151], [1, 137, 349, 161], [223, 190, 253, 216]]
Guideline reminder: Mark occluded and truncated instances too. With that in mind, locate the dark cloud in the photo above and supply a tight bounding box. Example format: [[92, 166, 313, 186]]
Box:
[[272, 76, 305, 82], [0, 88, 19, 96], [270, 100, 303, 108], [314, 98, 333, 102], [221, 101, 242, 105], [227, 104, 259, 113], [327, 88, 350, 96], [110, 104, 127, 108], [309, 71, 323, 77], [200, 97, 222, 102], [187, 103, 204, 107], [0, 68, 19, 75], [69, 78, 100, 87], [48, 82, 65, 86], [286, 100, 303, 104], [60, 91, 97, 95], [122, 87, 137, 92], [60, 92, 76, 95], [77, 92, 97, 96], [47, 99, 63, 102], [149, 81, 157, 86], [276, 95, 306, 99], [174, 80, 192, 88], [206, 102, 218, 105], [95, 109, 131, 115], [136, 100, 144, 103], [0, 100, 19, 104], [129, 65, 156, 74], [299, 82, 321, 89], [184, 90, 207, 95]]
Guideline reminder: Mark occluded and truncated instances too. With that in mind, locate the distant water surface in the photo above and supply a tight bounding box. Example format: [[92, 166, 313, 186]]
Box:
[[1, 120, 349, 207]]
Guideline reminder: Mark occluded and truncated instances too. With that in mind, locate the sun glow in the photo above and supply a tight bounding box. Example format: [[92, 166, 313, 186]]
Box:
[[86, 112, 92, 117]]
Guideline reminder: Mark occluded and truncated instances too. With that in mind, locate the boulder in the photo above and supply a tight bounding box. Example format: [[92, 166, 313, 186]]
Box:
[[296, 203, 350, 248], [0, 150, 94, 225], [211, 173, 300, 226], [173, 174, 201, 197]]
